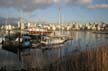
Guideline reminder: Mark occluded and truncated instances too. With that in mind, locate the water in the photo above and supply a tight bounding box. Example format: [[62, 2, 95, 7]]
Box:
[[0, 31, 108, 70], [0, 50, 23, 70], [47, 31, 108, 62]]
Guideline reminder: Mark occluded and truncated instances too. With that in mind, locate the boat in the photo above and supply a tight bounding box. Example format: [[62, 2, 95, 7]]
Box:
[[1, 33, 44, 53], [26, 28, 52, 36], [41, 36, 66, 45]]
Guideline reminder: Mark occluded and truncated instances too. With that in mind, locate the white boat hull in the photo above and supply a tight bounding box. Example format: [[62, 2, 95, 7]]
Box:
[[41, 39, 65, 45]]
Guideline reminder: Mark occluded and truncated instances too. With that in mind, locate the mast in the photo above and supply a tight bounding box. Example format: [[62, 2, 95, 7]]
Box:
[[5, 17, 8, 35], [56, 1, 62, 35], [58, 4, 61, 27], [18, 11, 23, 61], [2, 17, 8, 44]]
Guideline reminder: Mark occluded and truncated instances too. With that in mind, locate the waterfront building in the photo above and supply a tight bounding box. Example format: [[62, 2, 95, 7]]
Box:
[[66, 25, 72, 31], [18, 21, 25, 30], [50, 25, 56, 31]]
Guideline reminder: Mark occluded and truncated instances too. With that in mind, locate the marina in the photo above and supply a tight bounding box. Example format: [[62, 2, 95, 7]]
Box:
[[0, 31, 108, 70], [0, 0, 108, 70]]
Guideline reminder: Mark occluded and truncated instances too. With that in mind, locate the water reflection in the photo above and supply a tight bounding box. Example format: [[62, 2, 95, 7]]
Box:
[[47, 31, 108, 62], [0, 50, 23, 70]]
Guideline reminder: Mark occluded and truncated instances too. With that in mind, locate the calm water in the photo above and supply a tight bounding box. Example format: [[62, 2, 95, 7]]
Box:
[[0, 31, 108, 69], [47, 31, 108, 62]]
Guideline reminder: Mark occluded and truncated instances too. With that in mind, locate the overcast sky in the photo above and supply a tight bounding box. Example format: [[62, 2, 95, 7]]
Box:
[[0, 0, 108, 23]]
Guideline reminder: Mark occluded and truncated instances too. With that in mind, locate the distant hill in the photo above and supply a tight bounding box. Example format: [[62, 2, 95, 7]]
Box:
[[0, 17, 20, 26]]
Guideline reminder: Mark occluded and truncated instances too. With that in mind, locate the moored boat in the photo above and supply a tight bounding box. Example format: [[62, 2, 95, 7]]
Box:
[[1, 33, 44, 53], [41, 36, 66, 45], [26, 28, 52, 36]]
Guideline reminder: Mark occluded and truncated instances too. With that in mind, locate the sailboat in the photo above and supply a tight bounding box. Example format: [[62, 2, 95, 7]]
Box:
[[41, 4, 66, 46], [41, 36, 66, 45]]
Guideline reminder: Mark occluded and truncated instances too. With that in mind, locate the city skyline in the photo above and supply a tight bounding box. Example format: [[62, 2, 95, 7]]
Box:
[[0, 0, 108, 23]]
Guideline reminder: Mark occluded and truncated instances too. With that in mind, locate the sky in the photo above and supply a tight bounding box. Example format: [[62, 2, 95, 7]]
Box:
[[0, 0, 108, 23]]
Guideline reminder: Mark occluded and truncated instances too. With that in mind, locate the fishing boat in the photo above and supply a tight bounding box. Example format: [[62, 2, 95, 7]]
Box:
[[1, 34, 21, 53], [1, 33, 44, 53]]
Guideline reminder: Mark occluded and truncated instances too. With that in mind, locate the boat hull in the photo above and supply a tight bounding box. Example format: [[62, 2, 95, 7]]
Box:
[[41, 39, 66, 45]]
